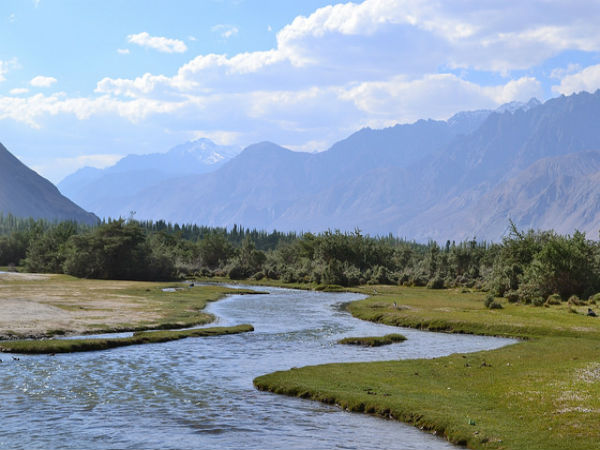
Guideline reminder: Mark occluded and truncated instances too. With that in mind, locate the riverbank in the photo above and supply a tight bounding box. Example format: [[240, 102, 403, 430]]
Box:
[[0, 272, 258, 339], [0, 324, 254, 354], [254, 285, 600, 450]]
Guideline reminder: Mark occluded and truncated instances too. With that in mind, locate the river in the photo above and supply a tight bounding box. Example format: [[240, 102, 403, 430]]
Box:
[[0, 285, 516, 449]]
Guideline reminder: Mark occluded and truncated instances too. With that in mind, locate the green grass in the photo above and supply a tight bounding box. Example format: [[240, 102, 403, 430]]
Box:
[[254, 285, 600, 450], [347, 285, 600, 339], [338, 333, 406, 347], [0, 324, 254, 354]]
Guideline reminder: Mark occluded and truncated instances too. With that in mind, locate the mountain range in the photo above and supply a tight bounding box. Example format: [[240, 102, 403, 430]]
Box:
[[0, 143, 97, 225], [58, 139, 240, 219], [27, 91, 600, 241]]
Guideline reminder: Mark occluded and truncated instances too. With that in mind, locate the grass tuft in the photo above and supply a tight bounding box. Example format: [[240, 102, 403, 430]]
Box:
[[337, 333, 406, 347]]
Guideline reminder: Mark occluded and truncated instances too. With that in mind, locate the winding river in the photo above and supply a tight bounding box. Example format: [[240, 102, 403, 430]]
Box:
[[0, 286, 516, 449]]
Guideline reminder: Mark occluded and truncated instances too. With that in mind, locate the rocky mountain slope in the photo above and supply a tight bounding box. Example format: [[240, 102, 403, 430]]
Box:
[[0, 143, 98, 224]]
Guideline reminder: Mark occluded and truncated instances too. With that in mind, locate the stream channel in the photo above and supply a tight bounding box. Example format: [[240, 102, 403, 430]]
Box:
[[0, 285, 517, 449]]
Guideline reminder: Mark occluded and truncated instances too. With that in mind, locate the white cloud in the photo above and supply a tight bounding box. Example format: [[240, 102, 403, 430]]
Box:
[[552, 64, 600, 95], [95, 0, 600, 103], [550, 63, 582, 79], [190, 129, 242, 145], [212, 24, 239, 39], [117, 48, 130, 55], [0, 58, 19, 82], [30, 75, 57, 87], [340, 74, 543, 123], [9, 88, 29, 95], [9, 13, 16, 23], [0, 92, 185, 129], [127, 32, 187, 53]]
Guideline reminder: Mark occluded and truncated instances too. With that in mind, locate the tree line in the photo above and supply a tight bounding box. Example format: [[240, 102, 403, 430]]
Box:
[[1, 214, 599, 303]]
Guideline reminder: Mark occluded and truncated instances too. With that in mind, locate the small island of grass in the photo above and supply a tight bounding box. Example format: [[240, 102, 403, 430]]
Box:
[[0, 324, 254, 354], [337, 333, 406, 347]]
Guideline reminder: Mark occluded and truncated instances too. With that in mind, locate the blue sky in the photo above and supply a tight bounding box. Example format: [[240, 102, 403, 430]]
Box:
[[1, 0, 600, 183]]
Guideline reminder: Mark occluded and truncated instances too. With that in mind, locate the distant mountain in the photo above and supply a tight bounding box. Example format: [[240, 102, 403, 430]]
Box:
[[0, 143, 97, 224], [54, 91, 600, 241], [395, 91, 600, 240], [112, 113, 488, 228], [58, 138, 241, 219], [414, 150, 600, 240]]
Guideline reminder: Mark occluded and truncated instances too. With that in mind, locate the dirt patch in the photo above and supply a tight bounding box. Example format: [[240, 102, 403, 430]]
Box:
[[0, 275, 166, 338], [0, 272, 51, 282]]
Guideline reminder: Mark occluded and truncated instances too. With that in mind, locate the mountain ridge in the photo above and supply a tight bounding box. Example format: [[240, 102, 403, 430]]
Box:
[[0, 143, 98, 224], [54, 90, 600, 241]]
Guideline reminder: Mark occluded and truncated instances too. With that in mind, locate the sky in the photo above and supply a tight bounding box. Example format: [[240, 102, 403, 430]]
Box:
[[1, 0, 600, 183]]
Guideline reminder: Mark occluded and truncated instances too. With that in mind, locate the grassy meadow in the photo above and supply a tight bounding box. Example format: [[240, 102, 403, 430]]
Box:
[[255, 285, 600, 450]]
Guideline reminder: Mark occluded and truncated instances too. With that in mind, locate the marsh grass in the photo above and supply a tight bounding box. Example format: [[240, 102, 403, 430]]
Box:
[[254, 285, 600, 450], [0, 324, 254, 354], [347, 286, 600, 339], [338, 333, 406, 347]]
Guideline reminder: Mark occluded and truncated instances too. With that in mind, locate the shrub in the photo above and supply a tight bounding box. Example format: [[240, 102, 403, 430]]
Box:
[[532, 297, 545, 307], [251, 271, 265, 281], [489, 301, 504, 309], [505, 291, 520, 303], [588, 293, 600, 305], [484, 294, 494, 308], [343, 264, 362, 287], [545, 293, 562, 306], [426, 276, 445, 289], [568, 295, 584, 306]]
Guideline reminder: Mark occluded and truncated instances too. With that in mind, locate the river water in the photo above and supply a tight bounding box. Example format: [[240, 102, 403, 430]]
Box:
[[0, 286, 516, 449]]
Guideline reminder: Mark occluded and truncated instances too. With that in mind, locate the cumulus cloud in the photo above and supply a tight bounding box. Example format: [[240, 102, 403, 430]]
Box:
[[0, 92, 184, 129], [340, 74, 543, 123], [94, 0, 600, 103], [212, 24, 239, 39], [30, 75, 57, 87], [117, 48, 130, 55], [9, 88, 29, 95], [552, 64, 600, 95], [127, 32, 187, 53]]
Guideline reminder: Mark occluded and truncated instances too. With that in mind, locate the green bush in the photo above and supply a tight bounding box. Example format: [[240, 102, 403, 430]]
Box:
[[532, 297, 545, 307], [484, 294, 494, 308], [545, 293, 562, 306], [568, 295, 584, 306], [426, 276, 445, 289], [505, 291, 520, 303]]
